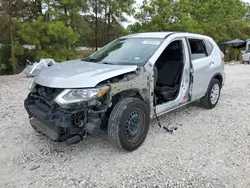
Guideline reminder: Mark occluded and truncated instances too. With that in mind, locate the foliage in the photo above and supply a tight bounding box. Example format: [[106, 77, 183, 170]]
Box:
[[130, 0, 250, 43], [17, 17, 79, 61], [0, 45, 11, 74], [1, 0, 250, 75], [75, 50, 95, 59], [0, 0, 133, 75]]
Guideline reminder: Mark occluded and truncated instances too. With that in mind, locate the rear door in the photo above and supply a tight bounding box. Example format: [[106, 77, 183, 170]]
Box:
[[187, 38, 215, 99]]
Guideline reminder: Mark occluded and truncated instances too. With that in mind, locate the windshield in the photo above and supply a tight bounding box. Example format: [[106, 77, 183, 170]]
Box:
[[85, 38, 163, 65]]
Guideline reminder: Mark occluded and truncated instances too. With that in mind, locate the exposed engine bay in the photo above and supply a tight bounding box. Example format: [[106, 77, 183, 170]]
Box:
[[24, 70, 150, 144]]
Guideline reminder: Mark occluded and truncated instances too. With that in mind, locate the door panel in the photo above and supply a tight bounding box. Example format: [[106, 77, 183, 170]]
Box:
[[188, 38, 214, 99], [191, 57, 212, 98]]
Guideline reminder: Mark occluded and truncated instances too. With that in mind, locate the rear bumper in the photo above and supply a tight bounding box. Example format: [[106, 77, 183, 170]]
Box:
[[242, 56, 250, 62]]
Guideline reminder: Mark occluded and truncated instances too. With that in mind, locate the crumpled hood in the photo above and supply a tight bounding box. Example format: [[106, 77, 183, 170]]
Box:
[[34, 60, 137, 88]]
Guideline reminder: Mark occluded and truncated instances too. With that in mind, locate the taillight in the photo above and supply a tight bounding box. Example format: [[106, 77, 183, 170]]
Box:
[[220, 51, 225, 61]]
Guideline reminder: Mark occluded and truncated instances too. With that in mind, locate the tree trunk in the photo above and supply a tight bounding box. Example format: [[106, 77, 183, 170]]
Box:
[[107, 6, 111, 43], [10, 24, 17, 73], [36, 0, 43, 18], [95, 0, 98, 51], [104, 3, 108, 44], [8, 0, 17, 74]]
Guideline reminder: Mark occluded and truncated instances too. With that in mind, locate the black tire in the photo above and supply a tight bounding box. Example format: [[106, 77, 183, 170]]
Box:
[[241, 57, 245, 64], [200, 78, 221, 109], [108, 98, 150, 152]]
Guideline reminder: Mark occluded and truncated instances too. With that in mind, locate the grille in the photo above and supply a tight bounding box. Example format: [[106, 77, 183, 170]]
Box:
[[35, 85, 64, 108], [36, 85, 63, 101], [71, 111, 86, 127]]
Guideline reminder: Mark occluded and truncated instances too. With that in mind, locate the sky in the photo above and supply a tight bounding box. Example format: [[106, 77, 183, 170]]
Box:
[[123, 0, 143, 27], [123, 0, 250, 28]]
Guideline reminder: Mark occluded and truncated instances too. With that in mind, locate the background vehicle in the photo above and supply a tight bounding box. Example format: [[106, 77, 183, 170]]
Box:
[[24, 32, 225, 152], [241, 50, 250, 64]]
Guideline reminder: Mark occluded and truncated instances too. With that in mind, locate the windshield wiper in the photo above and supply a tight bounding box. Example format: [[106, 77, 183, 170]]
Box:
[[81, 57, 100, 62], [82, 58, 114, 65], [101, 62, 114, 65]]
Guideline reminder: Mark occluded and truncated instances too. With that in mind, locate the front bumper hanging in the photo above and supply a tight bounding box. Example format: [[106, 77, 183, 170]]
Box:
[[24, 93, 106, 142]]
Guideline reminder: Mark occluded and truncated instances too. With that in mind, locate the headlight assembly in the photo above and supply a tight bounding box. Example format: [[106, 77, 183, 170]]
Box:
[[54, 86, 109, 105]]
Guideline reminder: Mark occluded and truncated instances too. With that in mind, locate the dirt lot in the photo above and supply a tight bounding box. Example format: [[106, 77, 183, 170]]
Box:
[[0, 64, 250, 188]]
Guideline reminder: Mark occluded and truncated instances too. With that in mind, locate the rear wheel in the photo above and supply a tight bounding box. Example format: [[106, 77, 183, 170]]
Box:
[[200, 79, 221, 109], [108, 98, 150, 151]]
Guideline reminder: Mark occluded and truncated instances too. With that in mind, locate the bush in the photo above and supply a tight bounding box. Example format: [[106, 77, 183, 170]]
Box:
[[227, 48, 242, 61], [74, 50, 95, 59], [16, 48, 36, 71], [17, 17, 79, 62], [0, 45, 11, 75], [0, 45, 38, 75]]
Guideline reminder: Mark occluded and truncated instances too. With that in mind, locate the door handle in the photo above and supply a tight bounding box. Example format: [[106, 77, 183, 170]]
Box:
[[209, 61, 215, 65]]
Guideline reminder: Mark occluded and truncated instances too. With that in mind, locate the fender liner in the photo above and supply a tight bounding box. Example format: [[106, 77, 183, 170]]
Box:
[[212, 73, 223, 87]]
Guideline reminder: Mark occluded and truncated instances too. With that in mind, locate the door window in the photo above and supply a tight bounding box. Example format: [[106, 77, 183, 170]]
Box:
[[205, 40, 214, 55], [188, 39, 207, 60]]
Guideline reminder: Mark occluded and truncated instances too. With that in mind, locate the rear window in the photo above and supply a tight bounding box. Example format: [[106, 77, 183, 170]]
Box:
[[188, 39, 207, 60], [205, 40, 214, 55]]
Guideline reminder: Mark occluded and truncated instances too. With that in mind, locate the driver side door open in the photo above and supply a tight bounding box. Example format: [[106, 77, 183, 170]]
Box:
[[154, 38, 191, 115]]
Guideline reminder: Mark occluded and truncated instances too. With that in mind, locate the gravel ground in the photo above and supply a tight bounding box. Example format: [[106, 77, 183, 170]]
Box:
[[0, 64, 250, 188]]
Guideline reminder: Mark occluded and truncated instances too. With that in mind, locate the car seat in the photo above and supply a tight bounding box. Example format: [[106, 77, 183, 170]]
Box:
[[154, 49, 183, 101]]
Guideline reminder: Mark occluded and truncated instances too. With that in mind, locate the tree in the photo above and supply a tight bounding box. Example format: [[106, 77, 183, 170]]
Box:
[[17, 17, 79, 61], [0, 0, 42, 73], [130, 0, 177, 32], [0, 0, 135, 75], [131, 0, 250, 43], [86, 0, 135, 50], [0, 0, 17, 73], [176, 0, 250, 42]]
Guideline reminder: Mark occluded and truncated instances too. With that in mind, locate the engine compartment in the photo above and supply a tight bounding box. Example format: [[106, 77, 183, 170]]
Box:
[[24, 84, 108, 143]]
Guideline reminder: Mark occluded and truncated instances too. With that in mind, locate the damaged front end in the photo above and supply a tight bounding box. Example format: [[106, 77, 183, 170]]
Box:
[[24, 64, 151, 144], [24, 84, 110, 143]]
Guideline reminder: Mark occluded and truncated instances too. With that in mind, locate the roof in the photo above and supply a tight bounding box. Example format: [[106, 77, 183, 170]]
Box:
[[123, 32, 212, 40], [124, 32, 174, 39]]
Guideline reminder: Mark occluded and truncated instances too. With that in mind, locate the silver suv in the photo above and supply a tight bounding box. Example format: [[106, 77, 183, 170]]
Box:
[[24, 32, 225, 151]]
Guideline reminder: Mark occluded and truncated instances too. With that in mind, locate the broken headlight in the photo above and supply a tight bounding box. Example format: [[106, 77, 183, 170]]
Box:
[[54, 86, 109, 105]]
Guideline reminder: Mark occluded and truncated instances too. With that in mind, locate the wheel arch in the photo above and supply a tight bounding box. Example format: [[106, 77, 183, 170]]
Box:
[[111, 89, 145, 106], [203, 73, 223, 95], [212, 73, 223, 87]]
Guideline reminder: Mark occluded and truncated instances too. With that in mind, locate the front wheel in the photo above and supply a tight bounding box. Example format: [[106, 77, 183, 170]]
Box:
[[200, 79, 221, 109], [108, 98, 150, 152]]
